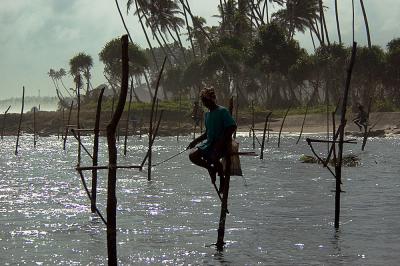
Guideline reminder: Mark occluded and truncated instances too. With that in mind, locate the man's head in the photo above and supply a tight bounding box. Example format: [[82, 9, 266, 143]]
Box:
[[200, 87, 217, 109]]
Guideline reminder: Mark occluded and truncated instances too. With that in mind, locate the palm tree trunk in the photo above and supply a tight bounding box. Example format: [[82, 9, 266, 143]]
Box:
[[134, 0, 159, 69], [174, 28, 188, 63], [59, 78, 73, 97], [318, 0, 325, 45], [143, 70, 154, 99], [321, 5, 330, 45], [334, 0, 342, 43], [352, 0, 355, 43], [219, 0, 225, 27], [264, 0, 269, 24], [181, 0, 196, 57], [154, 24, 179, 63], [359, 0, 371, 48]]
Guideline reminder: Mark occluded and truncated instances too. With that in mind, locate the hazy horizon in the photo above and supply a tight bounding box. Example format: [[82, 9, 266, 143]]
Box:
[[1, 0, 399, 100]]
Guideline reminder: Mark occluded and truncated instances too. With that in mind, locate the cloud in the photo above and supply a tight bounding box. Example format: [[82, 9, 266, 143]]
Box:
[[1, 0, 400, 99]]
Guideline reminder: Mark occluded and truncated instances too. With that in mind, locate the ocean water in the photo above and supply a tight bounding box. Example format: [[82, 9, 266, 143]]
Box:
[[0, 133, 399, 265]]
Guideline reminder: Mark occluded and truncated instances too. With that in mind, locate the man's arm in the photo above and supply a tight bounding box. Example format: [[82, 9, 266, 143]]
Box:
[[187, 132, 207, 149]]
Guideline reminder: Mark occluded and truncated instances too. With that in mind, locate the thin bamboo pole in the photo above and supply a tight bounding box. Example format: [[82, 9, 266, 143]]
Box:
[[177, 94, 181, 142], [260, 112, 272, 159], [296, 104, 309, 144], [63, 101, 74, 150], [267, 113, 271, 142], [124, 80, 134, 156], [335, 42, 357, 229], [33, 108, 37, 147], [15, 87, 25, 155], [251, 100, 255, 149], [91, 87, 105, 213], [106, 34, 129, 264], [234, 95, 239, 139], [2, 105, 11, 140], [77, 80, 81, 167], [147, 57, 167, 181], [361, 97, 372, 151], [277, 105, 291, 148]]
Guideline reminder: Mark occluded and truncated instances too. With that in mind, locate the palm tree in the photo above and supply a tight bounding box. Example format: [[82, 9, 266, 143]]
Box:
[[146, 0, 187, 63], [99, 38, 149, 97], [48, 68, 64, 103], [143, 0, 183, 64], [180, 0, 196, 57], [189, 16, 209, 57], [271, 0, 320, 40], [55, 68, 73, 97], [47, 68, 59, 92], [69, 52, 93, 96], [129, 0, 172, 65], [127, 0, 159, 69]]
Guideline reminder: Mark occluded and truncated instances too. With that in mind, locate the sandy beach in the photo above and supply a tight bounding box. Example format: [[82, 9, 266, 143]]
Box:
[[238, 112, 400, 135]]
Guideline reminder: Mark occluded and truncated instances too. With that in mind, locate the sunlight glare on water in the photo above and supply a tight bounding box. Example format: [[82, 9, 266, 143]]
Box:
[[1, 134, 400, 265]]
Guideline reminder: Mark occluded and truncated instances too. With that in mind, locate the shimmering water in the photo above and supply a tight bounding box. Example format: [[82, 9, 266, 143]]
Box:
[[1, 133, 400, 265]]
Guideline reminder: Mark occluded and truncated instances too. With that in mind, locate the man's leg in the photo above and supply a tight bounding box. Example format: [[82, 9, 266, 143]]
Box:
[[189, 148, 217, 183]]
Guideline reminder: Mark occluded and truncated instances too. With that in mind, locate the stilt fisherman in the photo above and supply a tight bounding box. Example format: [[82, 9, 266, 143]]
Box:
[[187, 87, 237, 192]]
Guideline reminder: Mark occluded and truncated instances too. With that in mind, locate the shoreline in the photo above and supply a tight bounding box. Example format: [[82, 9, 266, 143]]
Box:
[[1, 112, 400, 137]]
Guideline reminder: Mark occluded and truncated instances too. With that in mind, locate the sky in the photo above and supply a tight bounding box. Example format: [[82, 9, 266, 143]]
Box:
[[1, 0, 399, 100]]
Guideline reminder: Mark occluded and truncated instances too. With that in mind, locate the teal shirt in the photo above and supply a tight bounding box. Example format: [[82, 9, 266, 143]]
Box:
[[199, 105, 236, 152]]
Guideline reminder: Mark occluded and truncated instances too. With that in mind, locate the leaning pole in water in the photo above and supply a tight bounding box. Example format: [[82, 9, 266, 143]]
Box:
[[63, 101, 74, 150], [334, 42, 357, 229], [91, 87, 105, 214], [306, 42, 358, 230], [1, 105, 11, 140], [106, 34, 129, 265], [15, 86, 25, 155], [146, 57, 167, 181]]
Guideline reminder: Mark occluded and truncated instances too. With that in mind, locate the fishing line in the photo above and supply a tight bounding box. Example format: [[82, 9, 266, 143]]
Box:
[[151, 148, 188, 167]]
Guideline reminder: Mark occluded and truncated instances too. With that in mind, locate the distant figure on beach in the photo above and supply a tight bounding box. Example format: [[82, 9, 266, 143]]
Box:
[[353, 103, 368, 131], [187, 87, 237, 192], [191, 100, 202, 126]]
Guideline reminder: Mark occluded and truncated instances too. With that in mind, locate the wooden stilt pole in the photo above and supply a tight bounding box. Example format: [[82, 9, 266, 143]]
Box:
[[278, 105, 291, 148], [267, 114, 271, 142], [177, 94, 181, 142], [61, 108, 65, 140], [234, 95, 239, 139], [2, 105, 11, 140], [106, 35, 129, 264], [335, 42, 357, 229], [124, 80, 134, 156], [147, 57, 167, 181], [361, 97, 372, 151], [91, 87, 105, 213], [260, 112, 272, 159], [15, 87, 25, 155], [63, 101, 73, 150], [251, 100, 255, 149], [33, 107, 37, 147], [77, 80, 81, 167], [296, 103, 309, 144], [216, 97, 234, 251]]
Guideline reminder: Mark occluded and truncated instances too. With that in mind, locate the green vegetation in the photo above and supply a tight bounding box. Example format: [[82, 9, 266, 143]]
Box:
[[48, 0, 400, 115]]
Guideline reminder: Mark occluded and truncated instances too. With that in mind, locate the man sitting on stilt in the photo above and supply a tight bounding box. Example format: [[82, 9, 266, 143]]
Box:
[[188, 87, 237, 193]]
